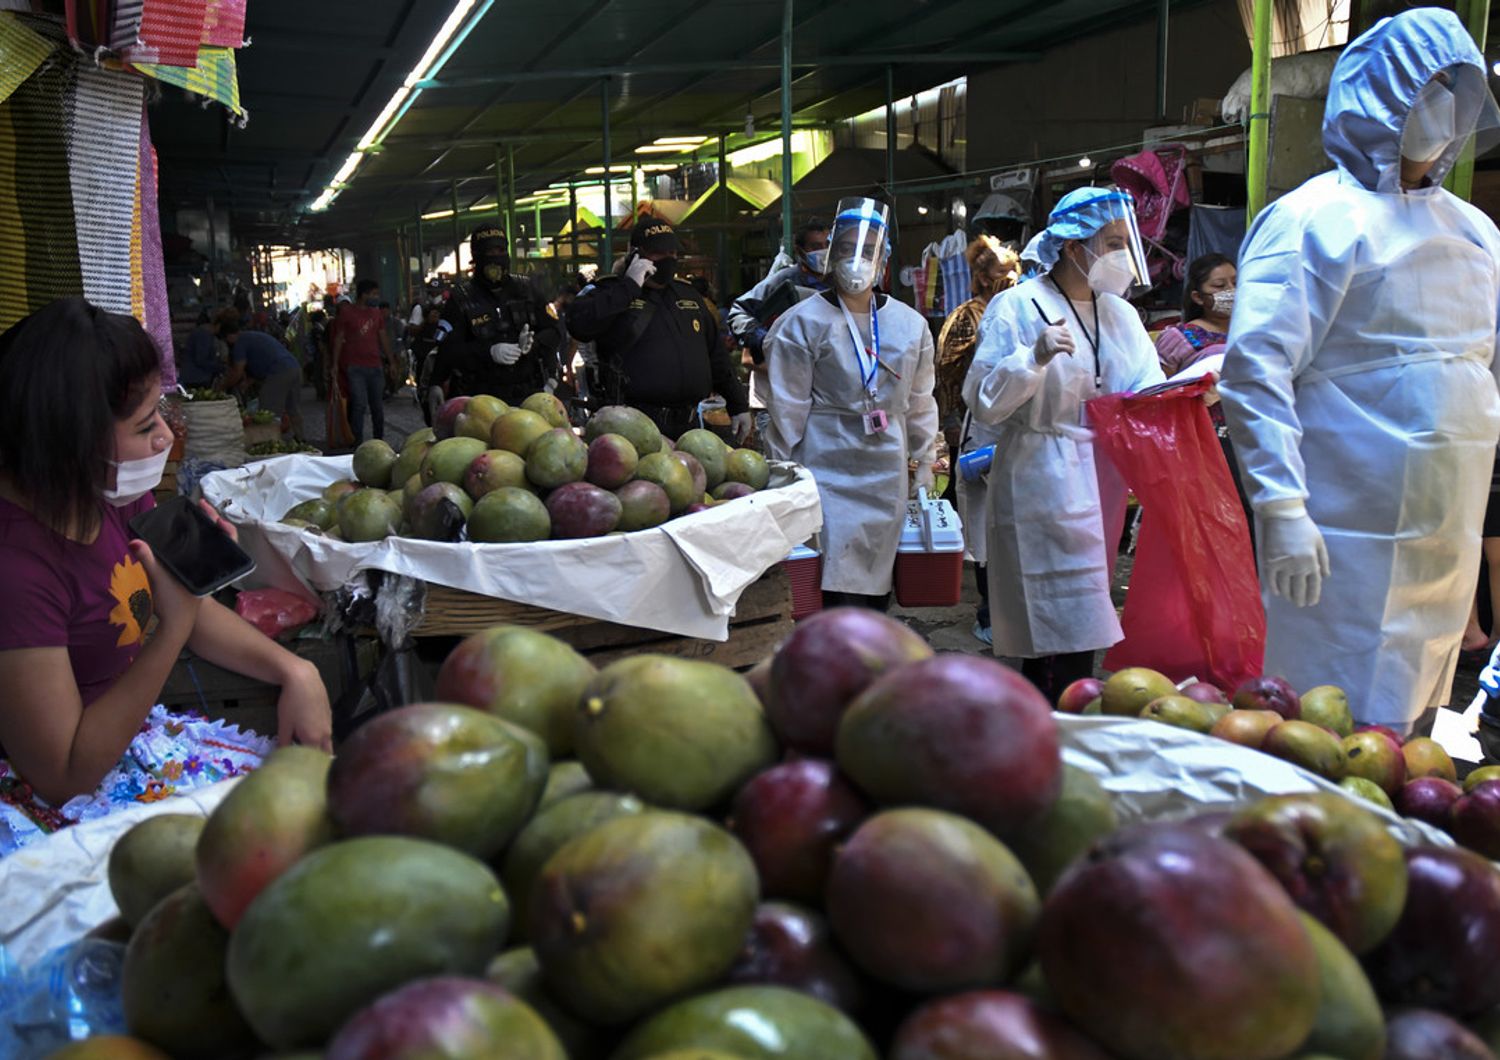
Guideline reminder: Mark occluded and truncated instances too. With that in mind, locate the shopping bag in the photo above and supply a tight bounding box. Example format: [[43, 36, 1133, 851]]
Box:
[[1086, 377, 1264, 691], [325, 375, 354, 451]]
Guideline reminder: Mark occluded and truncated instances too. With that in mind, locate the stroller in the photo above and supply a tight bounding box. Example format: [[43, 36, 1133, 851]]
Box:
[[1111, 145, 1194, 292]]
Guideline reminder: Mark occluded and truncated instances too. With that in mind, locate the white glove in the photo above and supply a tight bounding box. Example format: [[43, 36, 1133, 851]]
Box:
[[911, 463, 936, 497], [490, 341, 523, 366], [731, 412, 753, 443], [544, 377, 558, 394], [1259, 499, 1330, 608], [626, 256, 656, 287], [516, 324, 534, 355], [1033, 324, 1075, 366]]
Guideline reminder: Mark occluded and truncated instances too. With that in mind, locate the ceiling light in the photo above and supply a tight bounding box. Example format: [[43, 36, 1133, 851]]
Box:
[[309, 0, 492, 212], [634, 144, 686, 154], [421, 208, 456, 220], [652, 136, 708, 145], [1078, 156, 1093, 168], [583, 165, 635, 175], [916, 205, 929, 215], [1493, 60, 1500, 77]]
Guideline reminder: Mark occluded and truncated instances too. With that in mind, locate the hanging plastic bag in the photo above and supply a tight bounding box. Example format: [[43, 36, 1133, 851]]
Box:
[[1086, 376, 1264, 691], [234, 588, 320, 639]]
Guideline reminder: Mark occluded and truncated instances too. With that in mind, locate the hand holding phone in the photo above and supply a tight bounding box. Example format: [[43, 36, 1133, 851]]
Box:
[[128, 495, 257, 597]]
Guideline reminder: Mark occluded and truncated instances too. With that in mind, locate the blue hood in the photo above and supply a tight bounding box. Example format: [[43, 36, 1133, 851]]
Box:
[[1323, 7, 1489, 193]]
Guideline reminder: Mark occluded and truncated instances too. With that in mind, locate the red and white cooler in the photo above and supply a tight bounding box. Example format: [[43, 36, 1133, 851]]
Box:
[[781, 544, 824, 620], [894, 489, 965, 608]]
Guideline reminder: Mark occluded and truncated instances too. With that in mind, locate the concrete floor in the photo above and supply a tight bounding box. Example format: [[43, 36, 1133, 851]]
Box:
[[293, 385, 1488, 710]]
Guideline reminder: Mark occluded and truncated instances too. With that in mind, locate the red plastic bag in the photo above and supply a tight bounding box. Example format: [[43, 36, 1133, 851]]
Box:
[[235, 588, 320, 639], [1087, 377, 1264, 691]]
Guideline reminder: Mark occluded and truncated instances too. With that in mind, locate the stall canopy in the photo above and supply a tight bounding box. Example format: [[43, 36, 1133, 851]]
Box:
[[757, 146, 956, 227], [144, 0, 1235, 247], [680, 177, 785, 227]]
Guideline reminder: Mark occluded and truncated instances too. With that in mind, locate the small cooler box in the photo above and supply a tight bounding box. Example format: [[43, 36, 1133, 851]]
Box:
[[894, 490, 965, 608], [781, 544, 824, 620]]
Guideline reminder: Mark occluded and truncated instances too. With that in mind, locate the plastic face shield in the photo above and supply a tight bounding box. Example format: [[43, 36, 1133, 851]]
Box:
[[1060, 190, 1150, 293], [826, 197, 892, 283], [1405, 65, 1500, 167]]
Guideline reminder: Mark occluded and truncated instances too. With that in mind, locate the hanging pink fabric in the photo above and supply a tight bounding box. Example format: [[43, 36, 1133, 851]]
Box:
[[200, 0, 245, 47], [126, 0, 208, 67], [139, 108, 174, 388], [1087, 377, 1265, 691], [1111, 146, 1193, 286]]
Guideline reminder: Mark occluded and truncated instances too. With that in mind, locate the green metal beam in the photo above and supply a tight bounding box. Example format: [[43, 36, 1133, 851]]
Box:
[[1245, 0, 1273, 224], [781, 0, 794, 259], [1445, 0, 1491, 201]]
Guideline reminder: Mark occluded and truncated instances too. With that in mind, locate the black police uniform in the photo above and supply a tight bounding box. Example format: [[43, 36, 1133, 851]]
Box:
[[429, 273, 561, 405], [567, 272, 747, 440]]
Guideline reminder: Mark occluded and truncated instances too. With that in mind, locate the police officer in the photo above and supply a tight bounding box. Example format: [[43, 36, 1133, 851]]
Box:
[[425, 226, 561, 416], [567, 219, 750, 442]]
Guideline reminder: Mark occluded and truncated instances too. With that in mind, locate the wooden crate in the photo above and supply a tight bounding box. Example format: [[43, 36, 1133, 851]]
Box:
[[417, 567, 795, 670]]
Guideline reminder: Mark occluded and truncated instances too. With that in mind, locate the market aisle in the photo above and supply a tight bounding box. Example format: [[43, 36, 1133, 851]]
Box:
[[298, 383, 427, 455]]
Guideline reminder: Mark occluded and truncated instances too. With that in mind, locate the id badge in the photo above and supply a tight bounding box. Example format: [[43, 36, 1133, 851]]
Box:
[[862, 409, 889, 435]]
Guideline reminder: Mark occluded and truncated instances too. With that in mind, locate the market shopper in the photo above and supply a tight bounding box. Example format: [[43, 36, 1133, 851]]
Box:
[[764, 197, 938, 610], [220, 312, 305, 442], [1155, 253, 1235, 376], [176, 309, 222, 389], [936, 235, 1021, 645], [568, 219, 751, 442], [427, 227, 561, 416], [963, 186, 1164, 702], [728, 220, 831, 440], [1219, 7, 1500, 736], [331, 279, 395, 444], [0, 298, 331, 841]]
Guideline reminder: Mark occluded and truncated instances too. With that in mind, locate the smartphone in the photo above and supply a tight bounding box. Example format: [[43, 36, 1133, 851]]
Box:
[[128, 496, 257, 597]]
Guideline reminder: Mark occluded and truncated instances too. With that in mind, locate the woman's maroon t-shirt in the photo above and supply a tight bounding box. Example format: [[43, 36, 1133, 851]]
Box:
[[0, 494, 155, 705]]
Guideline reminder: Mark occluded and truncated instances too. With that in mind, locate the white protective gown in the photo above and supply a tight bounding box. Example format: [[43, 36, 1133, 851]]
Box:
[[964, 274, 1164, 657], [765, 291, 939, 594], [1219, 9, 1500, 727]]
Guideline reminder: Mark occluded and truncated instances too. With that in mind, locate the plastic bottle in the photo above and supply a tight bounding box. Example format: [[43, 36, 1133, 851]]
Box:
[[0, 939, 127, 1058]]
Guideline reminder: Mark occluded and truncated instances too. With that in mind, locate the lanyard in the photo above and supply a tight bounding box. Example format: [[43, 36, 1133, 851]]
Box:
[[1049, 278, 1102, 389], [836, 296, 881, 398]]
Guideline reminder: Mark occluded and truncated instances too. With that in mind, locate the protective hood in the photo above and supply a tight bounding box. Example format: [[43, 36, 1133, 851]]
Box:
[[1323, 7, 1492, 193]]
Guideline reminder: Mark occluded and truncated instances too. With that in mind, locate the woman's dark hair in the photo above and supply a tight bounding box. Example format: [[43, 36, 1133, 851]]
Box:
[[1183, 252, 1234, 321], [0, 297, 162, 536]]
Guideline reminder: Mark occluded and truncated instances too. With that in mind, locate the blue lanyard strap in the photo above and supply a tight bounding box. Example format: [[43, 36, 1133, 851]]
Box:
[[836, 296, 881, 395]]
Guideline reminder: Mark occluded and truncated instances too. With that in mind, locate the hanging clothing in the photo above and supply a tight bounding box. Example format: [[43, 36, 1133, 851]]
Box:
[[1218, 7, 1500, 726], [765, 291, 938, 595], [963, 274, 1163, 658]]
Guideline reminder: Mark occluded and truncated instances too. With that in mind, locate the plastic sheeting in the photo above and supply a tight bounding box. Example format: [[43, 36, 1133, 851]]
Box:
[[1089, 377, 1265, 690], [201, 454, 824, 642]]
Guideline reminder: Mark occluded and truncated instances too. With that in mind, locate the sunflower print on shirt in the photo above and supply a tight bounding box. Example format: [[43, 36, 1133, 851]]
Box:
[[108, 555, 153, 647]]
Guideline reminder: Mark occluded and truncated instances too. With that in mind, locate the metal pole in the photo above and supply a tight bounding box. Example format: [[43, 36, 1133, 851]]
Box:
[[494, 145, 507, 244], [506, 145, 518, 248], [1156, 0, 1169, 120], [533, 202, 542, 257], [717, 133, 730, 297], [1446, 0, 1491, 201], [779, 0, 795, 260], [885, 65, 899, 279], [630, 167, 638, 216], [1245, 0, 1273, 224], [450, 180, 463, 269], [600, 78, 613, 263], [414, 202, 424, 285], [569, 183, 579, 264]]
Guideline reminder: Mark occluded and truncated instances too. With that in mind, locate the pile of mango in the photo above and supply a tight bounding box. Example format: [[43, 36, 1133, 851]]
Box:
[[279, 394, 770, 544], [58, 611, 1500, 1060]]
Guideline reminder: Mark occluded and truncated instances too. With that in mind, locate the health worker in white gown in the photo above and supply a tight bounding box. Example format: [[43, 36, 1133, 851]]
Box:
[[1219, 6, 1500, 734], [963, 187, 1164, 703], [765, 197, 939, 609]]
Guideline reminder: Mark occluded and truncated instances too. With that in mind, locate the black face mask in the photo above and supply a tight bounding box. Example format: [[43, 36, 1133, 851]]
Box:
[[648, 256, 677, 286], [480, 255, 510, 285]]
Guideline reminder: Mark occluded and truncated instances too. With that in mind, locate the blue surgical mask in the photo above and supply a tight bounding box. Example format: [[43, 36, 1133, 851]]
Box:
[[804, 249, 828, 273]]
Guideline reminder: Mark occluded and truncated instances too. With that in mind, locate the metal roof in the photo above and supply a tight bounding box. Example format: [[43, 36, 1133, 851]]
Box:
[[149, 0, 1217, 245]]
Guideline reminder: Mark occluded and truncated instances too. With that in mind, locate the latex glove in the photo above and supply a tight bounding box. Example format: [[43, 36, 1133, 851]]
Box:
[[1260, 500, 1330, 608], [911, 462, 936, 498], [490, 341, 523, 366], [626, 256, 656, 287], [544, 377, 558, 394], [516, 324, 534, 355], [731, 412, 753, 443], [1033, 324, 1075, 366]]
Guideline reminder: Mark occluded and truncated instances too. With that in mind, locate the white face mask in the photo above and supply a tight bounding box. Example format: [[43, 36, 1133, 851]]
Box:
[[1209, 289, 1236, 316], [1086, 249, 1136, 297], [103, 447, 170, 507], [834, 259, 878, 294], [1403, 80, 1457, 164], [803, 248, 828, 274]]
